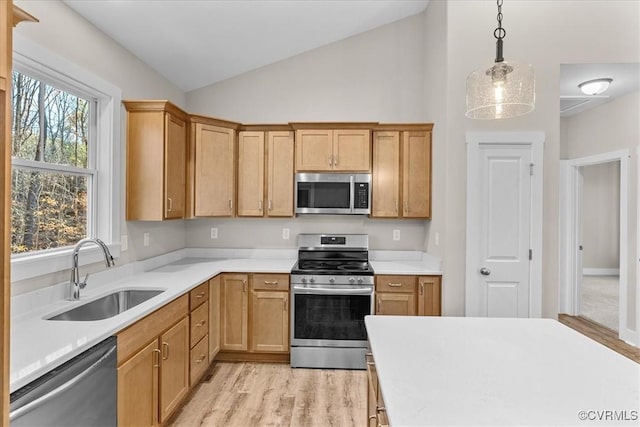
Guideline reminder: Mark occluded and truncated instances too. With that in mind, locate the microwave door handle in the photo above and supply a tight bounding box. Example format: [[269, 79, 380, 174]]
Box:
[[349, 175, 355, 213]]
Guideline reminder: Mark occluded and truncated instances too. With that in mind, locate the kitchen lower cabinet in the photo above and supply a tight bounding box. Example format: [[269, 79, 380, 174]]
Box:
[[250, 290, 289, 352], [209, 275, 221, 360], [116, 295, 189, 426], [375, 275, 441, 317], [221, 274, 249, 351]]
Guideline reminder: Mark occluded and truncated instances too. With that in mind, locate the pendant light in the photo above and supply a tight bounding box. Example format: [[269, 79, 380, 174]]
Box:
[[466, 0, 535, 119]]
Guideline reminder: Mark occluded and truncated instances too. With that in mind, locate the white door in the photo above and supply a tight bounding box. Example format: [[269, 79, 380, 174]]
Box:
[[467, 143, 532, 318]]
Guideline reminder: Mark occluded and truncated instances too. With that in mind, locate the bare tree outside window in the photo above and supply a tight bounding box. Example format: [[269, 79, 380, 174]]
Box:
[[11, 71, 93, 254]]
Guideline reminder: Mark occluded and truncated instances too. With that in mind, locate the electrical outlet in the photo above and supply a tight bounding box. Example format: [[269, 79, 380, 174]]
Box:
[[121, 235, 128, 251], [210, 227, 218, 239], [393, 229, 401, 241], [282, 228, 290, 240], [435, 232, 440, 246], [143, 232, 150, 247]]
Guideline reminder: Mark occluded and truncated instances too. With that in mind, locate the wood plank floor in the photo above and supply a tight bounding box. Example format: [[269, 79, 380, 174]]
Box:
[[559, 314, 640, 363], [167, 362, 367, 427]]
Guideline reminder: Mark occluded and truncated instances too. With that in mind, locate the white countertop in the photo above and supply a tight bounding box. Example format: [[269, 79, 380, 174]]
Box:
[[365, 316, 640, 426], [11, 248, 441, 393]]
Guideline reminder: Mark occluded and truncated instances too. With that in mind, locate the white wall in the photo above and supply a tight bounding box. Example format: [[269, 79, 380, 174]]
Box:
[[444, 0, 639, 318], [186, 15, 436, 254], [11, 0, 187, 294], [562, 90, 639, 331]]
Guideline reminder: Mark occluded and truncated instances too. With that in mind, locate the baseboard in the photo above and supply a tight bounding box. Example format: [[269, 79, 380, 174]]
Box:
[[583, 268, 620, 276]]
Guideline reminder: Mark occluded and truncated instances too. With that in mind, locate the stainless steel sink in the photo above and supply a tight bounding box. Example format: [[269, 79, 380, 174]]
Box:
[[47, 289, 164, 321]]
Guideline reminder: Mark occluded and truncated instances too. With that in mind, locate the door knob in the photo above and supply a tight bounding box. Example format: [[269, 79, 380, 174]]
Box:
[[480, 267, 491, 276]]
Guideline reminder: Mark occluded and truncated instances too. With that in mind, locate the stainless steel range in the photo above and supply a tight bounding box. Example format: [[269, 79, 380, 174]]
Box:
[[290, 234, 374, 370]]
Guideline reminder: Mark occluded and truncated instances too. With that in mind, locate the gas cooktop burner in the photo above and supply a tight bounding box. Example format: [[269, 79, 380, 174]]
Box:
[[291, 260, 374, 276]]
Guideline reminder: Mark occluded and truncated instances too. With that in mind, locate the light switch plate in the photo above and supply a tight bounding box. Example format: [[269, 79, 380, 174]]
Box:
[[210, 227, 218, 239], [282, 228, 290, 240], [121, 235, 128, 251], [143, 232, 150, 247]]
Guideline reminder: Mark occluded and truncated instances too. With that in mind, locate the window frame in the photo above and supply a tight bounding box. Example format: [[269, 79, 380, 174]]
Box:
[[11, 35, 121, 282]]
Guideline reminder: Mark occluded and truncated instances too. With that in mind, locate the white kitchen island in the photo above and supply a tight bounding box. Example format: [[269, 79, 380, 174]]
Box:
[[365, 316, 640, 426]]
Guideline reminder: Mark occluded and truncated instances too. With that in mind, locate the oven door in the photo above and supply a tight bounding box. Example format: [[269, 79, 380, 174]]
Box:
[[291, 285, 374, 348]]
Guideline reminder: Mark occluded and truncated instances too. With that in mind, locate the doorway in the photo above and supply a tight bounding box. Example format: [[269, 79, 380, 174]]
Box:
[[560, 150, 630, 341], [465, 132, 544, 318]]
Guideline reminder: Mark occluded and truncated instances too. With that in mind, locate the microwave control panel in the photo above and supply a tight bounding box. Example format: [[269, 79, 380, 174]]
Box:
[[354, 182, 369, 209]]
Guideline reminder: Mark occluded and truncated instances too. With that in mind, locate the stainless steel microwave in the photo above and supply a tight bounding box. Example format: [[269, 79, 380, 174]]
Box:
[[295, 173, 371, 215]]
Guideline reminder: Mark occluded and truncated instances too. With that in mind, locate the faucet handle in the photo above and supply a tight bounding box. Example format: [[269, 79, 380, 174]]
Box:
[[80, 273, 90, 289]]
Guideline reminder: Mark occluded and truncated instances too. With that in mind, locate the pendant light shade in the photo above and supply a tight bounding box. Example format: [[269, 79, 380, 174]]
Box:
[[466, 60, 535, 119], [465, 0, 535, 120]]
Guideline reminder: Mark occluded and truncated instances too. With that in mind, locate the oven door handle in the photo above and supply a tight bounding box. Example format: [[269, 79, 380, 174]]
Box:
[[292, 286, 373, 295]]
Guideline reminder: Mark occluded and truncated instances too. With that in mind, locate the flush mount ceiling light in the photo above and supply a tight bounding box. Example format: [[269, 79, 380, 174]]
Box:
[[466, 0, 535, 119], [578, 78, 613, 95]]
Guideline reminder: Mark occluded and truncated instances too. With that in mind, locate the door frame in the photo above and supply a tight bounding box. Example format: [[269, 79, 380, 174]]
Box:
[[559, 149, 632, 344], [465, 132, 545, 318]]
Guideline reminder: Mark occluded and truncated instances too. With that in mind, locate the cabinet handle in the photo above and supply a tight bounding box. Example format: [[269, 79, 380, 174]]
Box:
[[196, 292, 205, 299], [264, 280, 278, 286], [394, 202, 398, 213], [368, 415, 377, 421], [228, 199, 233, 210], [196, 354, 206, 364], [387, 283, 402, 287], [404, 201, 408, 213], [243, 280, 247, 292], [268, 199, 273, 211], [162, 342, 169, 360], [284, 297, 288, 311], [153, 348, 161, 368], [334, 156, 338, 166], [167, 197, 173, 212], [196, 320, 206, 327], [377, 298, 381, 312], [259, 200, 263, 211], [420, 283, 424, 295], [328, 155, 332, 167], [366, 361, 375, 366]]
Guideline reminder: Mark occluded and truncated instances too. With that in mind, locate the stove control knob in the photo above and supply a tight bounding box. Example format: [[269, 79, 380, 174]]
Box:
[[301, 277, 307, 283], [349, 277, 355, 284], [309, 277, 315, 283], [357, 277, 364, 284], [329, 277, 335, 284]]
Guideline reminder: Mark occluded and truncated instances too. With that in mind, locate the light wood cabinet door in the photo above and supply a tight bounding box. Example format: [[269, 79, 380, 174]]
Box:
[[164, 113, 186, 219], [295, 129, 333, 171], [418, 276, 441, 316], [159, 317, 189, 423], [0, 0, 9, 90], [193, 123, 235, 216], [376, 292, 416, 316], [372, 131, 400, 217], [250, 291, 289, 353], [209, 275, 221, 360], [266, 131, 294, 216], [333, 129, 371, 172], [402, 130, 431, 218], [117, 339, 159, 427], [237, 131, 265, 217], [221, 274, 249, 351]]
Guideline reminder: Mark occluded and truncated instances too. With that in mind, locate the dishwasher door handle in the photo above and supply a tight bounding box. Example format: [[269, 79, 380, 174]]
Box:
[[10, 345, 116, 421]]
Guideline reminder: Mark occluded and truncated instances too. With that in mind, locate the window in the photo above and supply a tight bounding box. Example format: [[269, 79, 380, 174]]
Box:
[[11, 70, 95, 254], [11, 36, 121, 282]]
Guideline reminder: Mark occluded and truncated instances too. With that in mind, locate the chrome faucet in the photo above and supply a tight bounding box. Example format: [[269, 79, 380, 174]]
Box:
[[68, 238, 115, 301]]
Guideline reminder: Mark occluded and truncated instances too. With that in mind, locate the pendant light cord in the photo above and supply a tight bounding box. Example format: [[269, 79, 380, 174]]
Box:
[[494, 0, 505, 63]]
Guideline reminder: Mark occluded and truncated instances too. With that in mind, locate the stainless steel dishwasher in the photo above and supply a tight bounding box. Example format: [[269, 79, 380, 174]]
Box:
[[10, 336, 117, 426]]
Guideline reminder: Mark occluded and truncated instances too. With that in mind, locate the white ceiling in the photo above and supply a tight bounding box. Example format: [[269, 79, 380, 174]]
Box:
[[560, 63, 640, 117], [64, 0, 429, 92]]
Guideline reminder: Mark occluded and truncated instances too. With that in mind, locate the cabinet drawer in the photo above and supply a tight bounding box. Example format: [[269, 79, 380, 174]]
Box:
[[252, 273, 290, 291], [190, 282, 209, 309], [190, 301, 208, 347], [118, 295, 188, 365], [375, 275, 416, 292], [190, 335, 209, 385]]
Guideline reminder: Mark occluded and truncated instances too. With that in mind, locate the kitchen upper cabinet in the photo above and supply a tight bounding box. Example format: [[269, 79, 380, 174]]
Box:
[[371, 131, 400, 217], [250, 274, 290, 353], [295, 128, 371, 172], [221, 274, 249, 351], [209, 275, 221, 361], [372, 128, 432, 219], [402, 130, 431, 218], [124, 101, 188, 221], [418, 276, 441, 316], [190, 118, 237, 217], [158, 317, 189, 423], [266, 131, 294, 216], [237, 131, 265, 216]]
